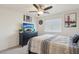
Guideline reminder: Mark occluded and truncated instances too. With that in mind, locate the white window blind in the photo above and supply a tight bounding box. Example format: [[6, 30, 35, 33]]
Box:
[[44, 19, 62, 32]]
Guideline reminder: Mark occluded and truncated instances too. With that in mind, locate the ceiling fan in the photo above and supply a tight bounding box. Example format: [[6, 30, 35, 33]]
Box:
[[29, 4, 53, 16]]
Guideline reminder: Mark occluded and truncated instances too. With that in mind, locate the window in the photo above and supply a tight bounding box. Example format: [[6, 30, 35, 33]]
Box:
[[44, 19, 62, 32]]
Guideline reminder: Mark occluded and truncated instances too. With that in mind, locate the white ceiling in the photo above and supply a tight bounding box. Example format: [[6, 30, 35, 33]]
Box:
[[0, 4, 79, 16]]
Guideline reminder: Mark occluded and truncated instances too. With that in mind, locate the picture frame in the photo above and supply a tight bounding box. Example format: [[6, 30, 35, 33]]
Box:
[[23, 15, 32, 22], [64, 12, 77, 27]]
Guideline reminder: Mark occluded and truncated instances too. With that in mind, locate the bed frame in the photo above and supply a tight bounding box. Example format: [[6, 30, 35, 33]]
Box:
[[28, 50, 37, 54]]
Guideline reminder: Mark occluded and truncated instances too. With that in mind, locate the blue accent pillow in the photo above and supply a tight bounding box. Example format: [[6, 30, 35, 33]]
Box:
[[71, 34, 79, 43]]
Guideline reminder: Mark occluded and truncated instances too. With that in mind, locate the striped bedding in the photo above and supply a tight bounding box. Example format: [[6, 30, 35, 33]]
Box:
[[28, 34, 79, 54]]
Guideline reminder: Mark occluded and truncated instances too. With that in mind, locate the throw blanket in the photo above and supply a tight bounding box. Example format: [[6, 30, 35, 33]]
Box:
[[28, 34, 79, 54]]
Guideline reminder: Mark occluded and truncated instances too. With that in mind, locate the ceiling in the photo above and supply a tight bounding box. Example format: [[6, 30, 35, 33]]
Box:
[[0, 4, 79, 16]]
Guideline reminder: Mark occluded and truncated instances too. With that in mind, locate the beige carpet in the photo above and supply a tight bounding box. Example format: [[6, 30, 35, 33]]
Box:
[[0, 45, 28, 54]]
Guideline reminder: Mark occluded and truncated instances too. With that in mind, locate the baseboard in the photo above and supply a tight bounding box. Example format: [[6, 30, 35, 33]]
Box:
[[0, 45, 20, 53]]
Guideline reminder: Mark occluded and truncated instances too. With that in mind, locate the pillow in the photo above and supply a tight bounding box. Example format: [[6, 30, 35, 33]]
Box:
[[71, 34, 79, 43]]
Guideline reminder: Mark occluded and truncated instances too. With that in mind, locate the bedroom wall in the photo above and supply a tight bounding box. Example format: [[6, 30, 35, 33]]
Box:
[[0, 6, 37, 51], [0, 7, 23, 51], [37, 9, 79, 36]]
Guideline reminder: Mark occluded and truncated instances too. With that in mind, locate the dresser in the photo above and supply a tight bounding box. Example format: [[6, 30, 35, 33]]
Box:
[[19, 32, 38, 47]]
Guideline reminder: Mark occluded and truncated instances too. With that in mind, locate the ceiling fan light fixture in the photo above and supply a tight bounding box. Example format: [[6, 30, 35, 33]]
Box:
[[38, 11, 43, 15]]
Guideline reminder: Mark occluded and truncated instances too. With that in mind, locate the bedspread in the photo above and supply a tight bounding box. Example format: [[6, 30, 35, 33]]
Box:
[[28, 34, 79, 54]]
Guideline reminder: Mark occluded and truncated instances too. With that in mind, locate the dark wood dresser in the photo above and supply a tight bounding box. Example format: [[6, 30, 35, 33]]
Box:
[[19, 32, 38, 47]]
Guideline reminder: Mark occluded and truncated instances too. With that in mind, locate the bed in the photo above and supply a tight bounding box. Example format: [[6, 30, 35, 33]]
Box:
[[27, 34, 79, 54]]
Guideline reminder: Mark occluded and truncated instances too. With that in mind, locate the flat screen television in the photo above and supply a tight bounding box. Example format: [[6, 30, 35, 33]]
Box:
[[22, 23, 35, 32]]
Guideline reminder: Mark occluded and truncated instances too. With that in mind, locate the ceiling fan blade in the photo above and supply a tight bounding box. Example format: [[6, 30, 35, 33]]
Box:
[[33, 4, 39, 10], [44, 6, 53, 11]]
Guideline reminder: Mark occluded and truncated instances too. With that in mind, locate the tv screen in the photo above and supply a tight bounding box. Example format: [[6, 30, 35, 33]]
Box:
[[22, 23, 35, 32], [23, 23, 34, 28]]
